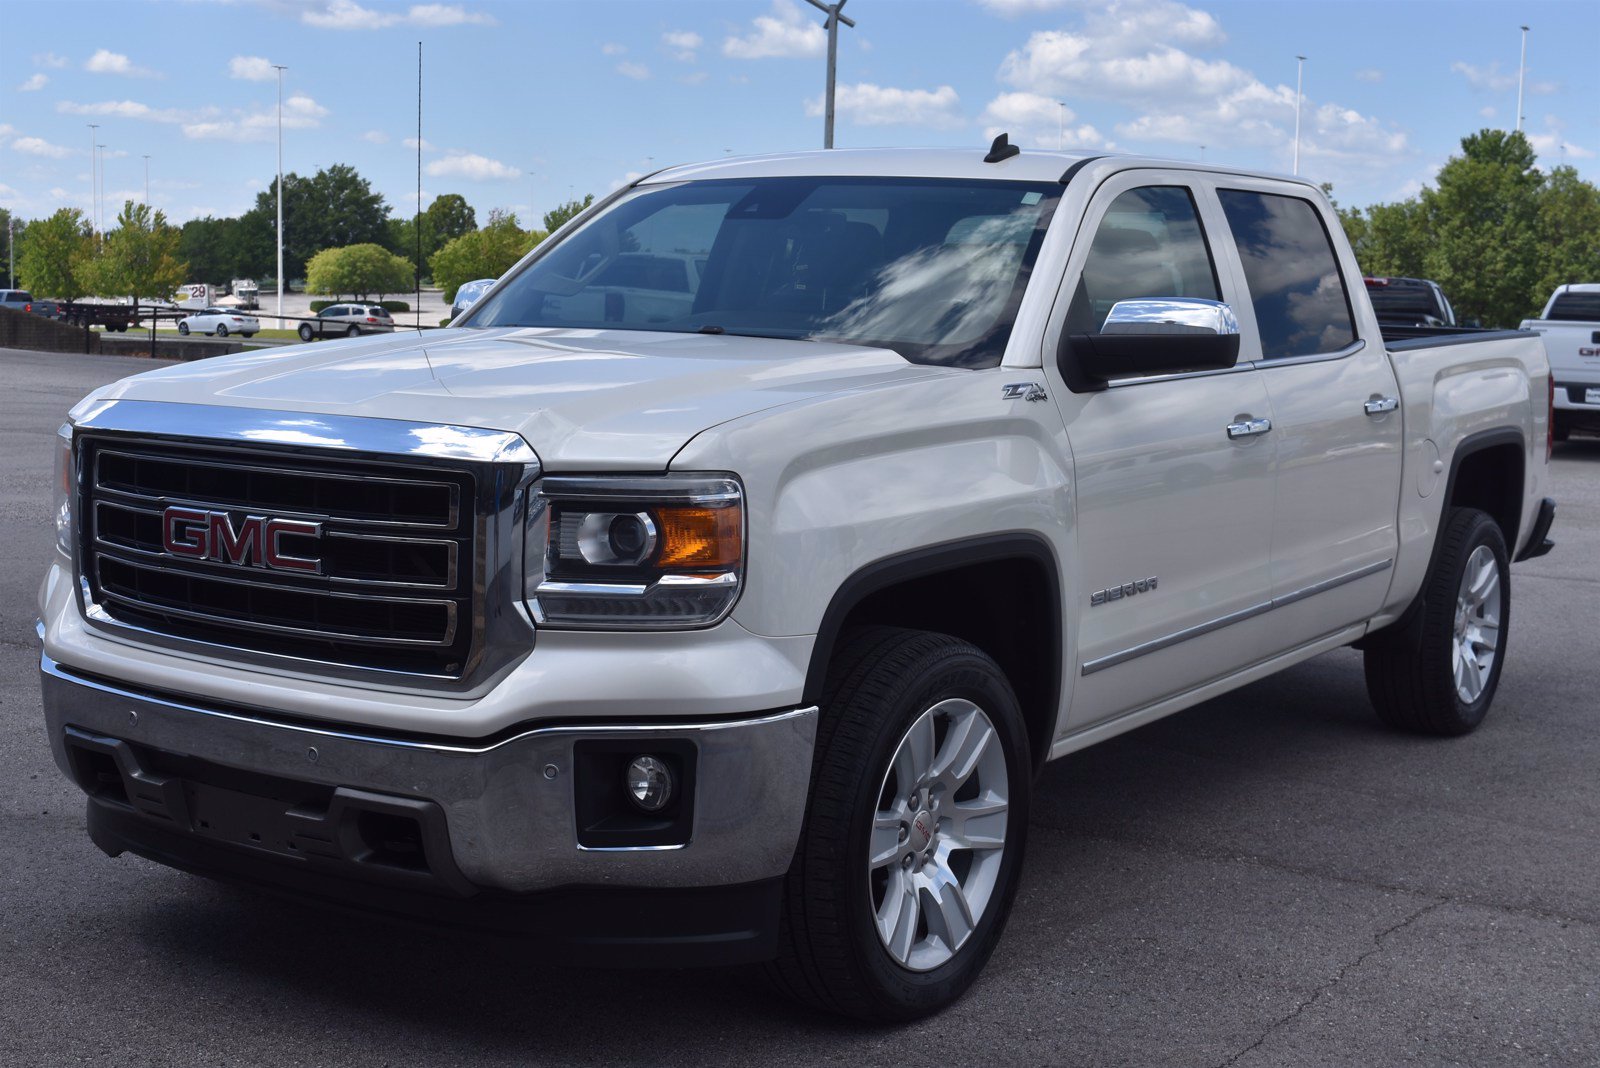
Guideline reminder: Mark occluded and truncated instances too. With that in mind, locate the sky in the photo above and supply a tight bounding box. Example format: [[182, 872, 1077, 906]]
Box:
[[1, 0, 1596, 229]]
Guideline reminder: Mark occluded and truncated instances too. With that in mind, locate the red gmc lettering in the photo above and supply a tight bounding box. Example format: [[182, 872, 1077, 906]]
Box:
[[264, 519, 322, 573], [161, 507, 211, 559], [209, 513, 262, 566], [159, 507, 321, 573]]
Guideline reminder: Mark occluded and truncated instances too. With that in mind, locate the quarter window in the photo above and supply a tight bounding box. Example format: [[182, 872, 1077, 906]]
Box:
[[1218, 190, 1355, 358], [1064, 186, 1220, 335]]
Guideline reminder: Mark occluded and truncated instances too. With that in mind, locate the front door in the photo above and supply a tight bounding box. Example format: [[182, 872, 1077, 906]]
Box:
[[1042, 173, 1279, 730]]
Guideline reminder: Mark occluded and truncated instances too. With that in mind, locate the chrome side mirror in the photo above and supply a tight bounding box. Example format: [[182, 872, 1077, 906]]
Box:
[[1101, 297, 1240, 336], [1059, 297, 1242, 393]]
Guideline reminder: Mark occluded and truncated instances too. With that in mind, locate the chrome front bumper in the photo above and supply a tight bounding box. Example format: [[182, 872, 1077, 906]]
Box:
[[40, 651, 818, 894]]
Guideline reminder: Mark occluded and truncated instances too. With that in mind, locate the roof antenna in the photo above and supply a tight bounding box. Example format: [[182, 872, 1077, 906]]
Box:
[[984, 132, 1020, 163]]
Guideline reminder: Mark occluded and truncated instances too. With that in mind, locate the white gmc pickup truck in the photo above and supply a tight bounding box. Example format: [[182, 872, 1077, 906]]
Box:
[[38, 145, 1556, 1020], [1521, 283, 1600, 441]]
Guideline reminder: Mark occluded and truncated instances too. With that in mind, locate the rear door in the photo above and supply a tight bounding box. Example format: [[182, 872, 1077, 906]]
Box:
[[1042, 171, 1280, 730], [1206, 180, 1403, 646]]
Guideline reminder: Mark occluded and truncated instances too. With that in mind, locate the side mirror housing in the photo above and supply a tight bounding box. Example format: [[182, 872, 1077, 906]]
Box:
[[1058, 298, 1242, 392]]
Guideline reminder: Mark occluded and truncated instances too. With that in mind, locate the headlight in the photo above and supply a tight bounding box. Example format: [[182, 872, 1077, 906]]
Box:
[[53, 423, 74, 557], [525, 475, 744, 629]]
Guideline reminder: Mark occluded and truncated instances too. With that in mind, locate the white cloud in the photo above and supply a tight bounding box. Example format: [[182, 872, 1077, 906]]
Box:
[[12, 137, 73, 159], [300, 1, 495, 30], [57, 99, 201, 123], [602, 42, 626, 56], [805, 83, 965, 128], [616, 61, 651, 81], [996, 2, 1405, 171], [1450, 61, 1515, 93], [403, 136, 435, 150], [181, 93, 329, 141], [679, 71, 709, 86], [228, 55, 277, 81], [425, 152, 518, 180], [85, 49, 159, 78], [1479, 106, 1497, 120], [34, 52, 69, 69], [663, 30, 702, 62], [723, 0, 826, 59], [363, 129, 390, 143], [0, 124, 13, 138], [19, 73, 48, 92], [1354, 68, 1383, 84], [979, 91, 1109, 150]]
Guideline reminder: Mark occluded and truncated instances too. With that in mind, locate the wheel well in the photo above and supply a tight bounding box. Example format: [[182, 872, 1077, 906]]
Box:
[[806, 542, 1062, 774], [1448, 439, 1523, 549]]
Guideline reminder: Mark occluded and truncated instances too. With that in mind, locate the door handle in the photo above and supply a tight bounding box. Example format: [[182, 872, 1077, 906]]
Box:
[[1226, 417, 1273, 439], [1364, 396, 1400, 415]]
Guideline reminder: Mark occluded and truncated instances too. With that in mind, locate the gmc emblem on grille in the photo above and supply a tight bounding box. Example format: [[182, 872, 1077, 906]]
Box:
[[161, 507, 323, 574]]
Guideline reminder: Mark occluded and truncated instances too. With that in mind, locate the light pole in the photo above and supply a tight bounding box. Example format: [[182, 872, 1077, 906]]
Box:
[[1293, 55, 1306, 176], [142, 155, 150, 205], [97, 144, 107, 230], [1516, 25, 1529, 134], [274, 63, 288, 328], [86, 124, 99, 233], [803, 0, 855, 149], [1058, 102, 1066, 151]]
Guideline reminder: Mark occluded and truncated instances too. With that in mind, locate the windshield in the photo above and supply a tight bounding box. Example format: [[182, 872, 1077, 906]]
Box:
[[467, 176, 1062, 368]]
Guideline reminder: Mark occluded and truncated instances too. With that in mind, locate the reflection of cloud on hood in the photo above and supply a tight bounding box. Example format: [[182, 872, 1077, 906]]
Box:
[[818, 211, 1035, 347]]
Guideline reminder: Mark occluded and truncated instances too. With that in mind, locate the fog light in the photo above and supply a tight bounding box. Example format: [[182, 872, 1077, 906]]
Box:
[[625, 755, 674, 812]]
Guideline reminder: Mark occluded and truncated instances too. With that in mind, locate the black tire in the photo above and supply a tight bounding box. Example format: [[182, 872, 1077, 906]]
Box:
[[346, 324, 360, 337], [216, 324, 229, 337], [298, 323, 314, 342], [768, 626, 1032, 1021], [177, 322, 189, 336], [1364, 507, 1510, 736], [241, 332, 254, 339]]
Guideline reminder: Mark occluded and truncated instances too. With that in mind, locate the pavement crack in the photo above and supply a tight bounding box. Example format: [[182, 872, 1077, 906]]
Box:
[[1213, 899, 1446, 1068]]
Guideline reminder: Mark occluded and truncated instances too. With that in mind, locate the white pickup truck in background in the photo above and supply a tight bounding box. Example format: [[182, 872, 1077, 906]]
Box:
[[1521, 283, 1600, 440], [39, 144, 1555, 1020]]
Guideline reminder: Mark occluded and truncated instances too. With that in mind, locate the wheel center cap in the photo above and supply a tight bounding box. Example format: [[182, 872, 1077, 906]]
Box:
[[908, 810, 934, 853]]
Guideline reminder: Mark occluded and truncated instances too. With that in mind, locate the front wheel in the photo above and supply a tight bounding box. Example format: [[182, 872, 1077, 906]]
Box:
[[177, 322, 189, 336], [1364, 506, 1510, 735], [768, 626, 1031, 1021]]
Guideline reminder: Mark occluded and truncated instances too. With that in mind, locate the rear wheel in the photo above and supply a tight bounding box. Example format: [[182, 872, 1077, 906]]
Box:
[[216, 324, 229, 337], [1364, 507, 1510, 735], [346, 324, 361, 337], [768, 626, 1030, 1021]]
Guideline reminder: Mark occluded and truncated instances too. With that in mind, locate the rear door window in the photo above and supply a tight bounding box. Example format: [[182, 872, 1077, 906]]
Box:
[[1217, 190, 1355, 358], [1548, 293, 1600, 321]]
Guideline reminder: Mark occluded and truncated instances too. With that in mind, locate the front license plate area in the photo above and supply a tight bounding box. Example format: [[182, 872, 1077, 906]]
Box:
[[1584, 387, 1600, 405]]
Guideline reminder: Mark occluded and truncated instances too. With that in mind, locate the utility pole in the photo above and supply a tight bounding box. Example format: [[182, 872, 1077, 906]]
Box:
[[7, 215, 14, 288], [803, 0, 855, 149], [1516, 25, 1529, 134], [96, 144, 107, 231], [274, 63, 288, 329], [86, 124, 99, 233], [1293, 55, 1306, 176], [1058, 102, 1066, 151], [142, 155, 150, 205]]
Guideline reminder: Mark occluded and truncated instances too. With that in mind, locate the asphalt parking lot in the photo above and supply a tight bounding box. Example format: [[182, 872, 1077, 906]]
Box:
[[2, 347, 1596, 1067]]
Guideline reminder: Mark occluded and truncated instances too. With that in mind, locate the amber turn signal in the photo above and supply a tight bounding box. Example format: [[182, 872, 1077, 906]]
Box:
[[655, 505, 742, 568]]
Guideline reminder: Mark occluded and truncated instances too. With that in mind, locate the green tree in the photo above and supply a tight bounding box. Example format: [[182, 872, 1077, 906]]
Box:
[[17, 207, 94, 301], [1417, 129, 1544, 327], [306, 243, 414, 299], [427, 193, 476, 244], [91, 201, 187, 327], [430, 213, 543, 301], [1534, 166, 1600, 301], [179, 215, 247, 284], [542, 194, 594, 233], [240, 164, 389, 281]]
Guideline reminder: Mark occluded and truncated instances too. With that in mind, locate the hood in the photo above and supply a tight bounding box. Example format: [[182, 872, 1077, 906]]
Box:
[[92, 327, 948, 469]]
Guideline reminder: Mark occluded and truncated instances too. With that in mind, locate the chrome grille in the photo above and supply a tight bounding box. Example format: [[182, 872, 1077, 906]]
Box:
[[79, 438, 478, 677]]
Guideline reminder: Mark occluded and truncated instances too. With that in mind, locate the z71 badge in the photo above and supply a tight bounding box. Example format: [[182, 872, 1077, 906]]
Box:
[[1090, 577, 1158, 607]]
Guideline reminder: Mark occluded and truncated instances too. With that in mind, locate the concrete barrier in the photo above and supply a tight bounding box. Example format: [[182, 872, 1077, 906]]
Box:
[[0, 308, 98, 354]]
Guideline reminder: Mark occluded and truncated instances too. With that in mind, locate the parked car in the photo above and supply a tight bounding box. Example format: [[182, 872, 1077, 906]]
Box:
[[1363, 276, 1456, 328], [39, 145, 1555, 1021], [177, 307, 260, 338], [0, 289, 37, 314], [1521, 283, 1600, 440], [450, 279, 496, 320], [297, 304, 396, 341]]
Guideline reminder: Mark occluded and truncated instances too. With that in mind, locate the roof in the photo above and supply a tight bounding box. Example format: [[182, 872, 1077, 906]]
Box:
[[641, 146, 1318, 192]]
